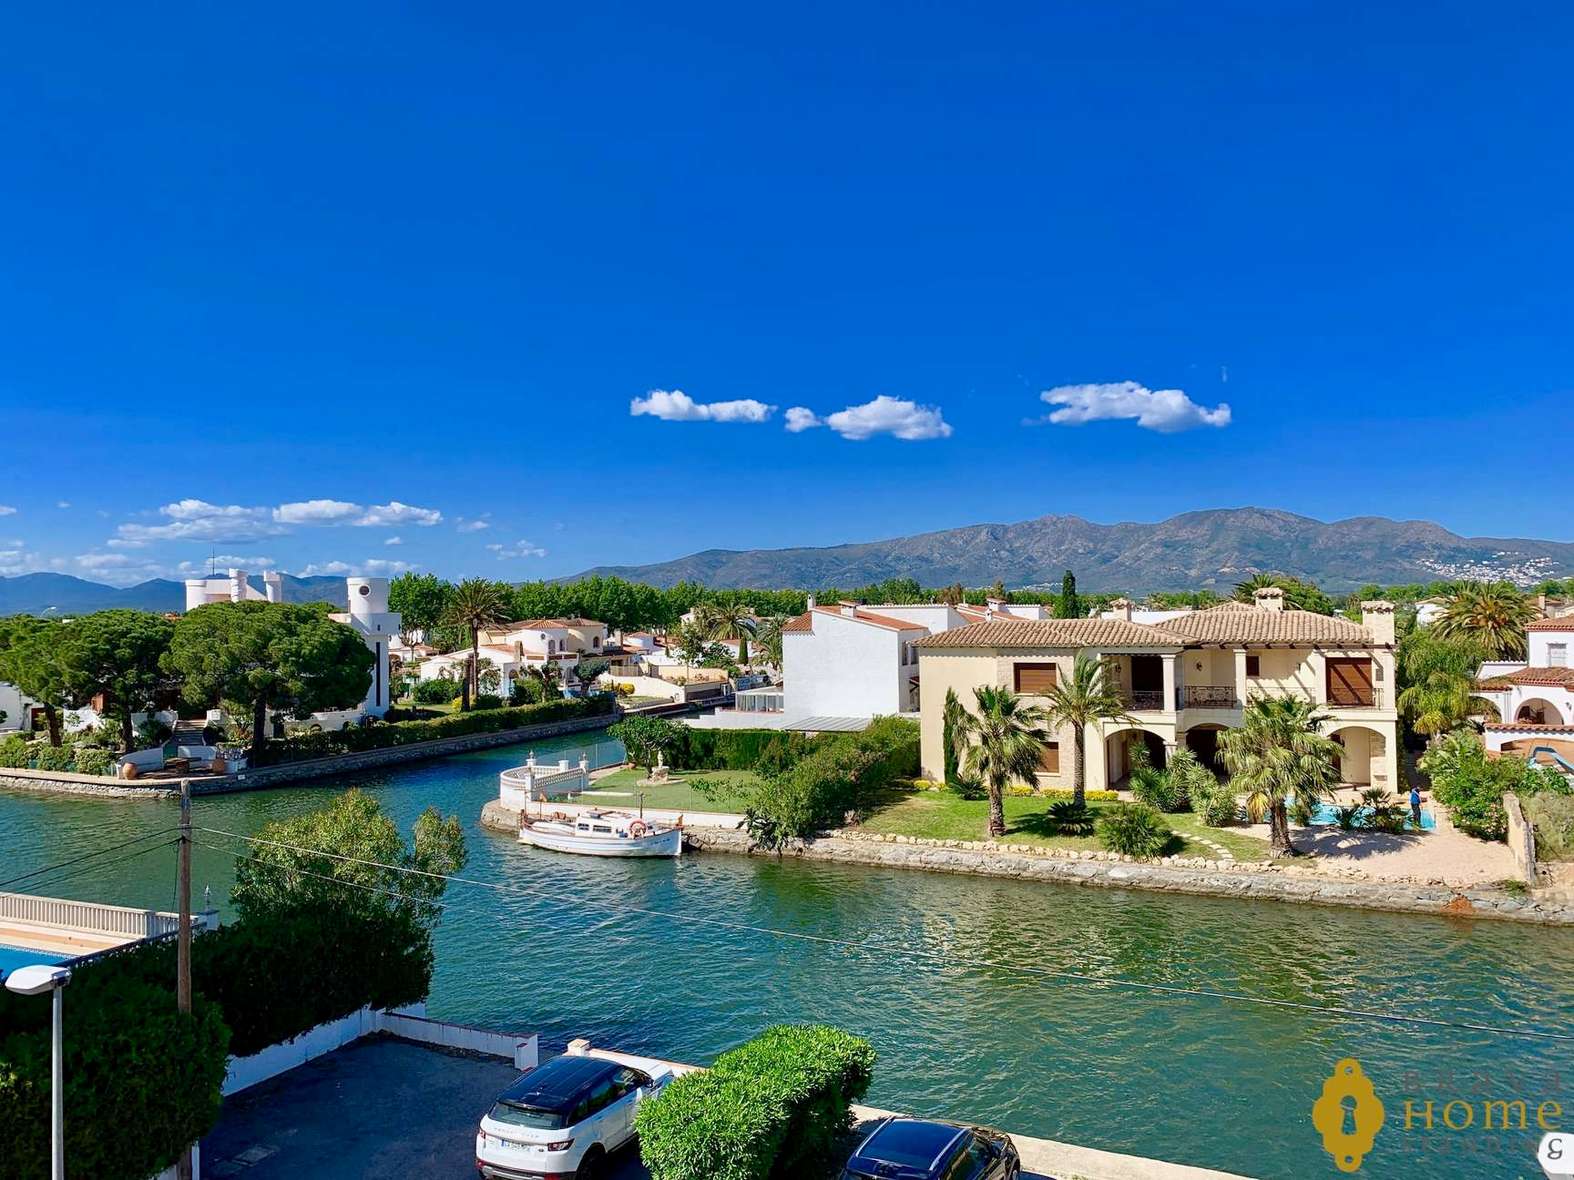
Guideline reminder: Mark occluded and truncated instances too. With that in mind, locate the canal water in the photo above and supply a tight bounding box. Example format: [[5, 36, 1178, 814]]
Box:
[[2, 731, 1570, 1180]]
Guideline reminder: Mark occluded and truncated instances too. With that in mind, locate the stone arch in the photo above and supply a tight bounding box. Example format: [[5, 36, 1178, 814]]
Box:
[[1328, 724, 1388, 787], [1105, 726, 1168, 785], [1515, 698, 1568, 726], [1183, 724, 1229, 776]]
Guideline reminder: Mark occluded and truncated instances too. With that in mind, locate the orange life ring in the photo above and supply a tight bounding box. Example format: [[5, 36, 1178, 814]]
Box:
[[628, 820, 650, 839]]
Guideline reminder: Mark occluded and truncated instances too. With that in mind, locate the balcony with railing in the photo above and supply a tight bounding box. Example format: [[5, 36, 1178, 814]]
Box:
[[1181, 685, 1240, 710], [1121, 689, 1168, 712]]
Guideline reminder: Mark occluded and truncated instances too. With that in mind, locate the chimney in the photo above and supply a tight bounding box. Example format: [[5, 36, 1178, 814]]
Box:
[[1107, 597, 1134, 622], [1253, 587, 1285, 613], [1361, 600, 1396, 646], [838, 601, 858, 618], [228, 569, 250, 602], [806, 594, 817, 610], [262, 570, 284, 603]]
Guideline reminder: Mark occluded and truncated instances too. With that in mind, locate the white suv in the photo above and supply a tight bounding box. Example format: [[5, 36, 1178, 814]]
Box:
[[475, 1054, 671, 1180]]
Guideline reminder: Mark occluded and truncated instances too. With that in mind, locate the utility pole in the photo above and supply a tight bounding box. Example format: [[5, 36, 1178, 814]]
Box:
[[177, 779, 193, 1180]]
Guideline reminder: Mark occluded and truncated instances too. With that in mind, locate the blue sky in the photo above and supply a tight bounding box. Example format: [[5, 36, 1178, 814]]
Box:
[[2, 2, 1570, 586]]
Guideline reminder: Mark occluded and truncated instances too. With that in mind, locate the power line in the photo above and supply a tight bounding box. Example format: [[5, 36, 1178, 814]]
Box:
[[0, 828, 181, 892], [208, 845, 450, 909], [20, 839, 182, 895], [194, 825, 1574, 1045]]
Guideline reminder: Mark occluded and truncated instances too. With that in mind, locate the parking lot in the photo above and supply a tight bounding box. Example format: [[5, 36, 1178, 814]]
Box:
[[202, 1037, 649, 1179]]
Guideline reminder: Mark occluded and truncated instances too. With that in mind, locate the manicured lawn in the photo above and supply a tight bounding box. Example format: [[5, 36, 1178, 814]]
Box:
[[578, 767, 761, 814], [859, 789, 1269, 861]]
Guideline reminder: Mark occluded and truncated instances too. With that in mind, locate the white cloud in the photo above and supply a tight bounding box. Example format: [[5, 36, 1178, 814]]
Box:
[[630, 389, 776, 424], [298, 558, 415, 577], [784, 407, 823, 433], [176, 556, 276, 574], [114, 500, 284, 546], [0, 506, 17, 516], [457, 515, 491, 533], [820, 395, 952, 441], [384, 536, 404, 546], [1036, 381, 1231, 433], [56, 501, 71, 509], [72, 552, 135, 571], [274, 499, 363, 525], [486, 540, 548, 559], [355, 501, 442, 527]]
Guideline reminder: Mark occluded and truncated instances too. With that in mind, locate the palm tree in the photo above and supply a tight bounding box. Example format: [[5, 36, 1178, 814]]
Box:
[[695, 601, 756, 664], [1041, 655, 1133, 807], [1434, 581, 1537, 660], [953, 686, 1050, 837], [750, 617, 785, 669], [443, 578, 512, 708], [1397, 668, 1497, 741], [1217, 696, 1341, 856]]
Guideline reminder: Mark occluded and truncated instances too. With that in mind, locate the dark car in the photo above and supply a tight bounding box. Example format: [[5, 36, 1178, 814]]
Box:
[[842, 1117, 1021, 1180]]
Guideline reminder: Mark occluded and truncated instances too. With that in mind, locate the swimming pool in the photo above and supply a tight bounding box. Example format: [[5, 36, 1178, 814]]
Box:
[[0, 944, 70, 979], [1307, 801, 1436, 830]]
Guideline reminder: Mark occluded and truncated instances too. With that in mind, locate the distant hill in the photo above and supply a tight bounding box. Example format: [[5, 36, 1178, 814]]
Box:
[[0, 573, 353, 616], [567, 508, 1574, 593]]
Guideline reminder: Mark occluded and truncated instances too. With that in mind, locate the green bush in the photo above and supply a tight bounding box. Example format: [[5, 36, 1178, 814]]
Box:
[[1525, 792, 1574, 860], [1096, 803, 1175, 857], [412, 677, 462, 704], [254, 697, 613, 765], [0, 978, 228, 1180], [71, 747, 115, 777], [1129, 764, 1179, 812], [1287, 793, 1318, 828], [472, 693, 504, 711], [1419, 731, 1565, 840], [31, 745, 74, 773], [1046, 800, 1095, 835], [0, 737, 30, 768], [741, 718, 918, 847], [636, 1025, 875, 1180], [668, 727, 825, 773]]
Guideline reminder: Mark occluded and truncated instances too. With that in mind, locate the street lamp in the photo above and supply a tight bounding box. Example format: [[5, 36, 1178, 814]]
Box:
[[6, 963, 72, 1180]]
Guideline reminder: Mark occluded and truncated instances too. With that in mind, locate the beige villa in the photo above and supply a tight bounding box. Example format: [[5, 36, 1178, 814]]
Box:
[[916, 588, 1400, 793]]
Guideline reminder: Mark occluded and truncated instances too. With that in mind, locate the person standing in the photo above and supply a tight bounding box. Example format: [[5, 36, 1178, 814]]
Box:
[[1409, 784, 1423, 828]]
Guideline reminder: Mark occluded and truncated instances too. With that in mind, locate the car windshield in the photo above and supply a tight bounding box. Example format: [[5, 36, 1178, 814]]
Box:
[[488, 1100, 568, 1130]]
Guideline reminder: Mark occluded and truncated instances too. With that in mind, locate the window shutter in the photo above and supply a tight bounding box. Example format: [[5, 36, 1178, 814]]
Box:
[[1014, 663, 1058, 694]]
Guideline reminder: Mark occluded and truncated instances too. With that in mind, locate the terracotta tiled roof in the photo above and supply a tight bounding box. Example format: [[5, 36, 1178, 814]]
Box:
[[1160, 608, 1378, 646], [1198, 600, 1260, 613], [1484, 722, 1574, 733], [1475, 676, 1513, 691], [916, 617, 1185, 649], [1502, 667, 1574, 688], [1528, 619, 1574, 632], [783, 606, 927, 635]]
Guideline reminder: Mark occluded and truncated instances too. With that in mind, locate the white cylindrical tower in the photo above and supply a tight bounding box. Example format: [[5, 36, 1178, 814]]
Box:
[[347, 577, 390, 620]]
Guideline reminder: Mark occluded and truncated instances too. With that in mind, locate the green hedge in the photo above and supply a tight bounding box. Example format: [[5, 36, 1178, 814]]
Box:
[[255, 696, 614, 765], [0, 978, 229, 1180], [666, 727, 828, 773], [743, 717, 919, 847], [636, 1025, 876, 1180], [0, 735, 117, 777]]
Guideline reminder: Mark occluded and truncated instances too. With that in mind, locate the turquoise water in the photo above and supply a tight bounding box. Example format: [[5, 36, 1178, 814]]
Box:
[[1, 730, 1570, 1179], [1308, 802, 1436, 831], [0, 945, 69, 978]]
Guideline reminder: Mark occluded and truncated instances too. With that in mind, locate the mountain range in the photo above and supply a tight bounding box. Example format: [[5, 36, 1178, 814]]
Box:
[[0, 573, 354, 617], [568, 508, 1574, 593]]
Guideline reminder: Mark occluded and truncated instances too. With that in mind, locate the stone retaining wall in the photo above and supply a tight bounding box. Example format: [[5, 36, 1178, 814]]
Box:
[[679, 826, 1574, 926], [0, 714, 615, 801]]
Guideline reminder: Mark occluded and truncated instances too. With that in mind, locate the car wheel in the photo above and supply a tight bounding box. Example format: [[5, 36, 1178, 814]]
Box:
[[576, 1146, 606, 1180]]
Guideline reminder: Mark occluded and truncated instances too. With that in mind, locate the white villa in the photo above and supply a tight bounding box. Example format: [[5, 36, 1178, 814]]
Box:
[[416, 617, 608, 698], [183, 568, 285, 609], [917, 588, 1402, 793], [773, 597, 1048, 726], [1475, 618, 1574, 765], [329, 578, 401, 718]]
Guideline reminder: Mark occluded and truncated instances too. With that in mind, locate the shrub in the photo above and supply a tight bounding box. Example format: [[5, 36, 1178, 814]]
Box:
[[0, 977, 228, 1180], [1420, 730, 1556, 840], [1187, 773, 1239, 827], [509, 678, 546, 705], [1045, 800, 1095, 835], [71, 747, 115, 777], [253, 697, 613, 765], [472, 693, 504, 711], [667, 727, 825, 773], [1287, 793, 1318, 828], [741, 718, 919, 846], [636, 1025, 875, 1180], [1525, 792, 1574, 860], [0, 737, 30, 768], [1129, 764, 1178, 812], [413, 677, 462, 704], [31, 745, 74, 773], [1165, 749, 1215, 814], [1096, 803, 1174, 857]]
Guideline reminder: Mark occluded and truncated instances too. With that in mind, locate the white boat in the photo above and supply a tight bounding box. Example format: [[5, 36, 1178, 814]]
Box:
[[518, 810, 683, 858]]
